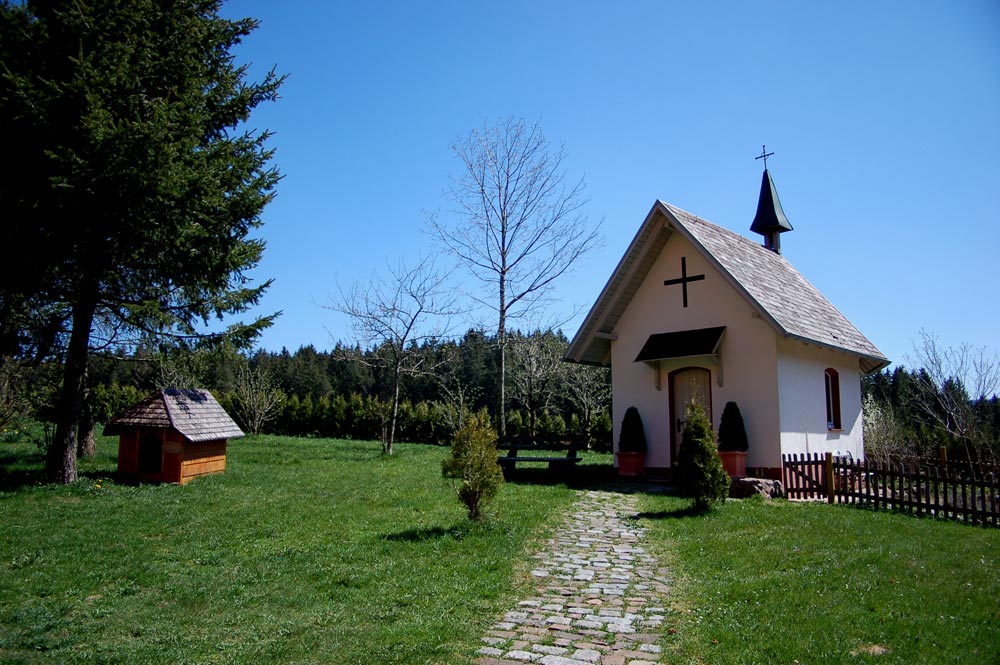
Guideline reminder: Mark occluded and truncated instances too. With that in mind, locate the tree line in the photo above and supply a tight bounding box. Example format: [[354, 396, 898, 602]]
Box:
[[67, 329, 613, 448]]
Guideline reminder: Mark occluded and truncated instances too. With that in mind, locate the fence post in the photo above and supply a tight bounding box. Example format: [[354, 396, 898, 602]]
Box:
[[939, 446, 948, 471], [825, 452, 835, 504]]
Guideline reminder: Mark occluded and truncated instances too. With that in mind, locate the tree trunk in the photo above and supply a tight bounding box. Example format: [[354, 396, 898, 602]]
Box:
[[497, 262, 507, 441], [497, 316, 506, 442], [49, 298, 96, 483], [386, 363, 400, 455], [77, 366, 96, 458]]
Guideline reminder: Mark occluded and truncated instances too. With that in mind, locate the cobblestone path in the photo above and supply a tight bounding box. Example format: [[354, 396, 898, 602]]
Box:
[[474, 490, 671, 665]]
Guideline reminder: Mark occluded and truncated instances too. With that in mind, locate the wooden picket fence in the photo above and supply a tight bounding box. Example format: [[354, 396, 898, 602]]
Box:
[[781, 452, 1000, 528]]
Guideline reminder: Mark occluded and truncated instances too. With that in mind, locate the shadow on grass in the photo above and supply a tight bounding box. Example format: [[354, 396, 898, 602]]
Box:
[[500, 462, 616, 487], [500, 462, 681, 499], [384, 524, 468, 542], [0, 447, 48, 492], [631, 504, 710, 520]]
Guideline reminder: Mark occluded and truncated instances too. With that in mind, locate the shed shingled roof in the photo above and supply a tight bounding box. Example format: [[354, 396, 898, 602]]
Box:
[[565, 200, 889, 374], [105, 388, 244, 442]]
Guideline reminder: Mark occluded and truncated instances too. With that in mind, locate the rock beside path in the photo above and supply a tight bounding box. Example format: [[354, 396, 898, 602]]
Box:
[[729, 477, 784, 499]]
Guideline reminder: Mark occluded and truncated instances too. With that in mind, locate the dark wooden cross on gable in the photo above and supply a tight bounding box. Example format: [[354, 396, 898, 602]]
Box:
[[663, 256, 705, 308]]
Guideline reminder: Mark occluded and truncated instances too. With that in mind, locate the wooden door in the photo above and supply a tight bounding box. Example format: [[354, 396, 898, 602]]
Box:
[[670, 367, 712, 465]]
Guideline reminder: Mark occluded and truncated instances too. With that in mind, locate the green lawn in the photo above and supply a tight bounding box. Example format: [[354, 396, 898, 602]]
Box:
[[0, 433, 592, 664], [636, 494, 1000, 664], [3, 433, 998, 664]]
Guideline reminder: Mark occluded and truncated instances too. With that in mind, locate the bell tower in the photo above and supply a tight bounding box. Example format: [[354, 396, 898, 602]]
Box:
[[750, 146, 793, 254]]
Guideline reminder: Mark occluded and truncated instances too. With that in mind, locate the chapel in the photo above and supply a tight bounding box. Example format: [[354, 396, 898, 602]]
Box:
[[565, 165, 889, 478]]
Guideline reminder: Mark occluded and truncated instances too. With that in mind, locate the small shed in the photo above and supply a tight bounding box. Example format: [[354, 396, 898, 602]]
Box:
[[105, 388, 244, 485]]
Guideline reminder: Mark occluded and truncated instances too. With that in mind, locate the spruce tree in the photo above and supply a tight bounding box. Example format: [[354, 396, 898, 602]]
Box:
[[1, 0, 282, 482], [675, 401, 730, 510]]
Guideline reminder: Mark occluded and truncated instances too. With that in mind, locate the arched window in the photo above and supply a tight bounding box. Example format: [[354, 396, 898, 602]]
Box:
[[824, 368, 841, 430]]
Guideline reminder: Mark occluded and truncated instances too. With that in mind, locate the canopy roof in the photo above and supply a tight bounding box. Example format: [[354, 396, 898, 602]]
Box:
[[634, 326, 726, 363]]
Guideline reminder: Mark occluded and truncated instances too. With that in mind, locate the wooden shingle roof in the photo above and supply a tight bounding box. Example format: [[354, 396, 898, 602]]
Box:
[[565, 200, 890, 373], [105, 388, 244, 442]]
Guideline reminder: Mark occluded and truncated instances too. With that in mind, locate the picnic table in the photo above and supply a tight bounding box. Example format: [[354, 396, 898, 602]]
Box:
[[497, 435, 581, 475]]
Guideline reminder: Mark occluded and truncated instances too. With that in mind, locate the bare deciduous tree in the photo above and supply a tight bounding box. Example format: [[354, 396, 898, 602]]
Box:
[[330, 256, 455, 454], [564, 362, 611, 448], [429, 117, 600, 439], [908, 329, 1000, 461], [234, 362, 285, 435], [508, 330, 566, 440], [434, 345, 476, 435], [862, 392, 918, 465]]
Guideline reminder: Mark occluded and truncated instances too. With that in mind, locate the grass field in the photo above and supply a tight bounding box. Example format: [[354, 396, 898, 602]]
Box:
[[0, 433, 599, 664], [3, 432, 999, 664], [637, 493, 1000, 664]]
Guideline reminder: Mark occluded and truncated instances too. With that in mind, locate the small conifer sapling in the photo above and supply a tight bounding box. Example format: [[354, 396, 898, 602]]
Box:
[[441, 410, 504, 520], [675, 401, 730, 510]]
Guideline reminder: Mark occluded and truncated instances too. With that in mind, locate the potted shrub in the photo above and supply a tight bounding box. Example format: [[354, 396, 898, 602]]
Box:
[[717, 401, 748, 477], [616, 406, 647, 477]]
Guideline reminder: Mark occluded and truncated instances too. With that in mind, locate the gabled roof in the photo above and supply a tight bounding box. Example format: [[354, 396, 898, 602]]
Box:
[[105, 388, 244, 442], [565, 201, 890, 374]]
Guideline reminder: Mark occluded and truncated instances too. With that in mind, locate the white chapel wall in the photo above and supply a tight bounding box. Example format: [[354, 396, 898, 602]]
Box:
[[776, 339, 865, 460], [611, 224, 781, 470]]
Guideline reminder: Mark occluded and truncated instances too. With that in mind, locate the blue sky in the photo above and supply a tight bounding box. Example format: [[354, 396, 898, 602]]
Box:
[[222, 0, 999, 372]]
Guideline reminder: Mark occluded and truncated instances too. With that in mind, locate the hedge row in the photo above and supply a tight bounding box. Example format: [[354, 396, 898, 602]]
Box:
[[91, 382, 612, 449]]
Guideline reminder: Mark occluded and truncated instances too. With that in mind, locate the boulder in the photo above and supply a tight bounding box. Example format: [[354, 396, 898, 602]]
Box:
[[730, 477, 784, 499]]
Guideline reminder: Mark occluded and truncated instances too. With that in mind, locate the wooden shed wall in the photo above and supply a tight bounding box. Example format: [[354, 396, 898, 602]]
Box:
[[116, 428, 139, 473], [179, 438, 227, 485], [117, 428, 227, 484]]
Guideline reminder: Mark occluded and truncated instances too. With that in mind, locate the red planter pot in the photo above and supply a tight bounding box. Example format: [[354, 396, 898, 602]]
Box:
[[719, 450, 747, 478], [616, 451, 646, 477]]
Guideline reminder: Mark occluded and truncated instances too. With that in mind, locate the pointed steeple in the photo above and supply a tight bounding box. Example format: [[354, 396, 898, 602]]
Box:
[[750, 147, 793, 254]]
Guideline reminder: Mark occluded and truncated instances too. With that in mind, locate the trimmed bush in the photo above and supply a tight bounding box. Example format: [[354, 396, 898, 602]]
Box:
[[675, 401, 729, 510], [441, 409, 504, 521], [718, 401, 749, 452], [618, 406, 647, 453]]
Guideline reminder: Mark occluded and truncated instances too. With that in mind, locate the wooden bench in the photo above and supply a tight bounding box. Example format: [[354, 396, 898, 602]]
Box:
[[497, 435, 581, 475]]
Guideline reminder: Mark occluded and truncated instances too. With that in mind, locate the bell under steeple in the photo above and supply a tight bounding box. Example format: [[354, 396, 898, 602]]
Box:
[[750, 147, 793, 254]]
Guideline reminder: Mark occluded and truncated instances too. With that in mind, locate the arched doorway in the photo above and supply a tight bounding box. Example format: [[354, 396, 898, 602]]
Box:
[[669, 367, 712, 466]]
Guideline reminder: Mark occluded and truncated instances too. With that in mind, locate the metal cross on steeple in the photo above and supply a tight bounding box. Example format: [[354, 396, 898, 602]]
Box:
[[755, 144, 774, 170]]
